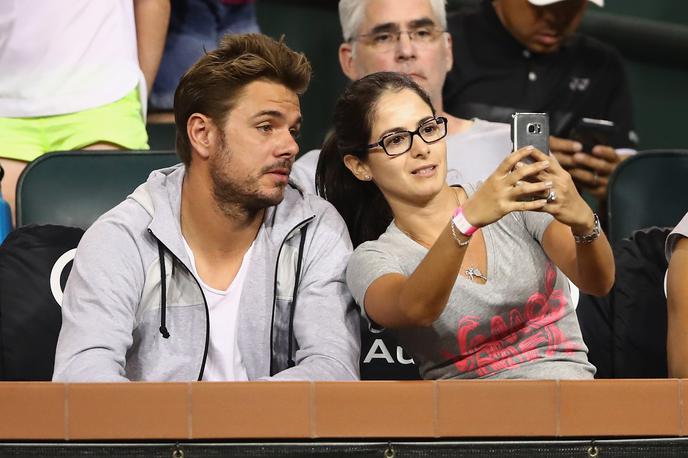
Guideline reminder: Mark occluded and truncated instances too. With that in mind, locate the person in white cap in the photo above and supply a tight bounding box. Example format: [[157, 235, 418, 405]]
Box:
[[442, 0, 635, 211]]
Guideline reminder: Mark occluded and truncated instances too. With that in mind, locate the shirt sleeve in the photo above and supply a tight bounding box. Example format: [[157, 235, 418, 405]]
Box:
[[520, 211, 555, 244], [346, 240, 405, 331], [266, 201, 361, 381], [666, 212, 688, 262], [53, 217, 144, 382]]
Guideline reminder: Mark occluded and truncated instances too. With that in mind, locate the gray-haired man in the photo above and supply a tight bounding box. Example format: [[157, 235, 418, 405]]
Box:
[[291, 0, 513, 193]]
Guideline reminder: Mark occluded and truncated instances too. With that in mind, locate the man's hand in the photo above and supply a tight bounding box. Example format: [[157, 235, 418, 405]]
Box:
[[569, 144, 620, 200], [549, 135, 582, 170], [550, 136, 621, 200]]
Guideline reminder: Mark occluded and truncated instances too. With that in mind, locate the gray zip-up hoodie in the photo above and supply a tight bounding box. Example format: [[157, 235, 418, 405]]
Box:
[[53, 165, 360, 382]]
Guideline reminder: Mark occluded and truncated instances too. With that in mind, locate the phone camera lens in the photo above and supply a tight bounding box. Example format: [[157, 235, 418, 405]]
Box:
[[527, 123, 541, 134]]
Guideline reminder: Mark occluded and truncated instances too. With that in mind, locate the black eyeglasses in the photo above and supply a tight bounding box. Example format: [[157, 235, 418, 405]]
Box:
[[366, 117, 448, 157]]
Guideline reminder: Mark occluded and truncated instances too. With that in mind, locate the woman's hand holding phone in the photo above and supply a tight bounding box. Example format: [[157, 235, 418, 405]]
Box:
[[529, 148, 596, 234], [462, 146, 551, 228], [465, 145, 594, 236]]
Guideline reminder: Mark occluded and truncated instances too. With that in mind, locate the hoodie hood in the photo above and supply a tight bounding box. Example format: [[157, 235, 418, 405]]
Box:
[[129, 164, 316, 268]]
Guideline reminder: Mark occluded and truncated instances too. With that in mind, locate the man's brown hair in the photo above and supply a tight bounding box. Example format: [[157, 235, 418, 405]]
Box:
[[173, 33, 312, 165]]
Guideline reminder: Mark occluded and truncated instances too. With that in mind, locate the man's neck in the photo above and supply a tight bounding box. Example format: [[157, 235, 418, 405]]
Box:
[[433, 92, 473, 135], [442, 111, 474, 135], [180, 170, 263, 261]]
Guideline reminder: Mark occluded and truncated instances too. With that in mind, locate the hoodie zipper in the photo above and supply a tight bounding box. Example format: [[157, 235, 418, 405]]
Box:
[[148, 228, 210, 382], [268, 215, 315, 376]]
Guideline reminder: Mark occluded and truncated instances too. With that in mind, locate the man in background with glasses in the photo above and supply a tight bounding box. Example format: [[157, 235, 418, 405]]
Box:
[[291, 0, 512, 194]]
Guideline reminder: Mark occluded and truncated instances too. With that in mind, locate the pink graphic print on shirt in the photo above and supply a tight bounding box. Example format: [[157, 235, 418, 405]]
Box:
[[448, 263, 580, 377]]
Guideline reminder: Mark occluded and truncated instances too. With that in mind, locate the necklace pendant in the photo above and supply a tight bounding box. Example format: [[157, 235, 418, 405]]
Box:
[[465, 267, 487, 282]]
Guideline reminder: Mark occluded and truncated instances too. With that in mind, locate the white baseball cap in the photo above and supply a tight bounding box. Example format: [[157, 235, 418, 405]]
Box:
[[528, 0, 604, 6]]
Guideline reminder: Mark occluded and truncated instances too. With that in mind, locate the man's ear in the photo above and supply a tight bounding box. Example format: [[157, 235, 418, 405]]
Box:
[[339, 42, 359, 81], [343, 154, 373, 182], [187, 113, 215, 160]]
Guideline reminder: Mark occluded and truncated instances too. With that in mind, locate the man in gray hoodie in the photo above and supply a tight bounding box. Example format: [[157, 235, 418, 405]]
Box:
[[53, 33, 360, 382]]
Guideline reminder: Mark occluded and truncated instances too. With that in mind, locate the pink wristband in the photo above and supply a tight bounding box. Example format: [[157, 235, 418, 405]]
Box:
[[452, 207, 477, 236]]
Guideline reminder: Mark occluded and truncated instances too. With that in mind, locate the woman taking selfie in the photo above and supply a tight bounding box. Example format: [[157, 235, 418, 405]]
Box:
[[316, 72, 614, 379]]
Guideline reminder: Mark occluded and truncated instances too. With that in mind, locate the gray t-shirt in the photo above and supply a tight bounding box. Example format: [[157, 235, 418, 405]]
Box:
[[666, 212, 688, 262], [347, 184, 595, 380], [290, 119, 511, 195]]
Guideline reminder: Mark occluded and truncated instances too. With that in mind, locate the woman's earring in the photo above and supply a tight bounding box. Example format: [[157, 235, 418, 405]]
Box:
[[363, 175, 371, 181]]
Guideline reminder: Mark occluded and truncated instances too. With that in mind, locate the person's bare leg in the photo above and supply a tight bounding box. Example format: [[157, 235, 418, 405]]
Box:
[[83, 142, 122, 151], [0, 158, 29, 226], [146, 112, 174, 124]]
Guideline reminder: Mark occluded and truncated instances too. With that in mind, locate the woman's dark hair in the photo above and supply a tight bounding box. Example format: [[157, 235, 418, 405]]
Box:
[[315, 72, 436, 247]]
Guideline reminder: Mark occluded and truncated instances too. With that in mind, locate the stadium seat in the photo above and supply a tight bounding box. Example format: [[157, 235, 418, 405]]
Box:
[[607, 150, 688, 245], [146, 122, 177, 150], [16, 150, 179, 229]]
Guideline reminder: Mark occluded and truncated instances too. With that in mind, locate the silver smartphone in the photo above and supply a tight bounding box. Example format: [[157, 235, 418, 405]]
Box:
[[511, 112, 550, 164]]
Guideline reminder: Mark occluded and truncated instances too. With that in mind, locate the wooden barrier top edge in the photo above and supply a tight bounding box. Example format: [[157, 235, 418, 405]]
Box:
[[0, 379, 683, 440]]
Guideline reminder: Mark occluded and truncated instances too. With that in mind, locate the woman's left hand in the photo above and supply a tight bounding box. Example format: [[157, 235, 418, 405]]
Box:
[[524, 148, 595, 235]]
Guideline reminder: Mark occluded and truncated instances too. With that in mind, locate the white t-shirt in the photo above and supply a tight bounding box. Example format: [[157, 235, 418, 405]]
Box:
[[0, 0, 143, 117], [183, 238, 253, 381]]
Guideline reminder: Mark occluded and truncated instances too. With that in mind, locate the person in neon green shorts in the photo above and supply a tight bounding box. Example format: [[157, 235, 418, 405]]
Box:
[[0, 0, 170, 223]]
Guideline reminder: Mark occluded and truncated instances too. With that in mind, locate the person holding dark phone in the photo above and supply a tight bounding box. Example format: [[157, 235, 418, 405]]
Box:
[[551, 119, 625, 204], [317, 72, 615, 380], [569, 118, 616, 154], [442, 0, 637, 204]]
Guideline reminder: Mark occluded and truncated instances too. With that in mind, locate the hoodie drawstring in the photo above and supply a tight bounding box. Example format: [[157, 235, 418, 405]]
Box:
[[287, 226, 308, 368], [157, 240, 170, 339]]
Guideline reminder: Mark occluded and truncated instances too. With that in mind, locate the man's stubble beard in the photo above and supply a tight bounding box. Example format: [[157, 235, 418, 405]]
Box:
[[209, 135, 288, 220]]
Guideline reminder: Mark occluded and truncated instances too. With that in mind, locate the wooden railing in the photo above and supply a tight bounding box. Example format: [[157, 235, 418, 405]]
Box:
[[1, 379, 686, 440]]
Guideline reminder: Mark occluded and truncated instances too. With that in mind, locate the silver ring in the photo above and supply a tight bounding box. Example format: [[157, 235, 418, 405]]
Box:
[[592, 171, 599, 187], [546, 190, 557, 203]]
